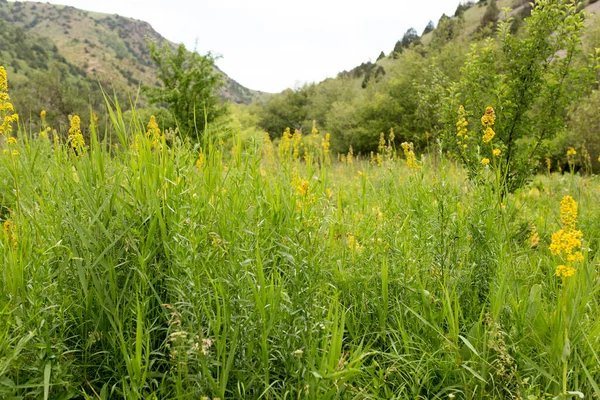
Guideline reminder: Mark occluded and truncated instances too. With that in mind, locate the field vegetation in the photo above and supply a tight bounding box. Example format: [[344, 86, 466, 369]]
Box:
[[1, 0, 600, 399]]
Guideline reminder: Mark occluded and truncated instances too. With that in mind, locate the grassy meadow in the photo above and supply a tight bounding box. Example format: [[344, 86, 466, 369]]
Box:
[[1, 87, 600, 400]]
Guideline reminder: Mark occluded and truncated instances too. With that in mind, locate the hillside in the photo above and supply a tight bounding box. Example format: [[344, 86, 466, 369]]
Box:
[[336, 0, 600, 90], [0, 0, 261, 104], [253, 0, 600, 173]]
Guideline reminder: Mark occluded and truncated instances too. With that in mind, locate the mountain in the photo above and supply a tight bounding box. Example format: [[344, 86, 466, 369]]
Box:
[[0, 0, 262, 105]]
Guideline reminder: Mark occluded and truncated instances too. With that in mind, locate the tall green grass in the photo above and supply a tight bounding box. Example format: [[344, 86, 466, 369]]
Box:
[[1, 102, 599, 399]]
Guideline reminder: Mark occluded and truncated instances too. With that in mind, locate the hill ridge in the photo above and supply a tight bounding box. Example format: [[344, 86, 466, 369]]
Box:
[[0, 0, 262, 104]]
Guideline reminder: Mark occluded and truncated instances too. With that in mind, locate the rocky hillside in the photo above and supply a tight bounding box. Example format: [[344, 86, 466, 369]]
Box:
[[0, 0, 261, 104]]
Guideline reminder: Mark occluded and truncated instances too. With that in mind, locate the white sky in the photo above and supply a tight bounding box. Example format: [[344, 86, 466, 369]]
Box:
[[44, 0, 463, 93]]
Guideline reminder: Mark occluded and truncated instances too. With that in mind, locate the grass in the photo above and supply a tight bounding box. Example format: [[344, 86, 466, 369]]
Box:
[[0, 97, 599, 399]]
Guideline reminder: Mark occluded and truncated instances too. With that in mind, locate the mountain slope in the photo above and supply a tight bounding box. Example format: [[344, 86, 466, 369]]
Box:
[[0, 0, 262, 104]]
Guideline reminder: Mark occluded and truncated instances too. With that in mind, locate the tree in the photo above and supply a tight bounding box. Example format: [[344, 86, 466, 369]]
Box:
[[455, 1, 475, 17], [480, 0, 499, 30], [393, 28, 420, 54], [145, 43, 226, 140], [422, 20, 435, 35], [430, 14, 462, 48], [376, 51, 386, 61], [440, 0, 587, 193], [256, 87, 312, 137]]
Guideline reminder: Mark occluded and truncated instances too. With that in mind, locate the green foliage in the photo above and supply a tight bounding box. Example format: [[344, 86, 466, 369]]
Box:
[[430, 14, 463, 49], [435, 0, 589, 193], [479, 0, 499, 32], [1, 97, 600, 398], [256, 87, 313, 137], [563, 90, 600, 173], [392, 27, 421, 54], [145, 43, 227, 140], [455, 1, 476, 17], [422, 20, 435, 35], [123, 105, 177, 133]]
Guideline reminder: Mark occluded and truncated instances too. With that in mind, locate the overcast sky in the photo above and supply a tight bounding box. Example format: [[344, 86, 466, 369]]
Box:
[[44, 0, 463, 93]]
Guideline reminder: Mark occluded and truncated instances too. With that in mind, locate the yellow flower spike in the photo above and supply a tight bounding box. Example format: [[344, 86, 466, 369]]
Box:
[[146, 115, 159, 137], [264, 132, 272, 145], [482, 127, 495, 143], [321, 133, 331, 155], [550, 196, 585, 280], [401, 142, 421, 169], [377, 132, 385, 154], [481, 106, 496, 128], [0, 66, 18, 137], [3, 220, 18, 248], [567, 147, 576, 157], [0, 66, 7, 94], [560, 196, 578, 231], [68, 115, 85, 155]]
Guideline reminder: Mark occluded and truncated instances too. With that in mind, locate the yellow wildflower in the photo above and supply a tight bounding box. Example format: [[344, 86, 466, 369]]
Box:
[[378, 132, 385, 154], [146, 115, 160, 138], [0, 66, 18, 136], [560, 195, 578, 231], [549, 229, 583, 256], [280, 127, 292, 157], [68, 115, 85, 154], [566, 251, 584, 263], [566, 147, 576, 157], [481, 106, 496, 128], [549, 196, 585, 279], [555, 265, 575, 278], [493, 149, 501, 157], [264, 132, 272, 145], [294, 177, 310, 197], [3, 219, 17, 248], [482, 127, 495, 143], [322, 133, 331, 155], [7, 136, 16, 144], [346, 233, 363, 253], [481, 158, 490, 165], [292, 130, 302, 160], [401, 142, 421, 170], [0, 67, 7, 96]]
